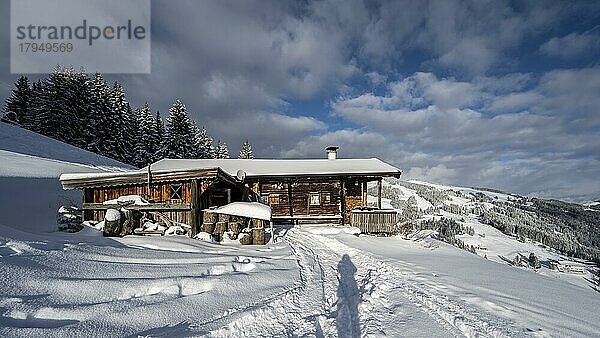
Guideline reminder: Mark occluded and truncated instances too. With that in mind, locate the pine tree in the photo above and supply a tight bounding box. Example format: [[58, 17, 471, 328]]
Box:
[[215, 141, 229, 159], [32, 66, 69, 141], [238, 140, 254, 159], [86, 73, 113, 155], [3, 75, 31, 125], [23, 80, 43, 131], [63, 68, 92, 148], [154, 110, 165, 161], [164, 99, 196, 159], [26, 66, 91, 148], [133, 102, 160, 167], [123, 103, 138, 165], [194, 126, 215, 158], [108, 82, 131, 163]]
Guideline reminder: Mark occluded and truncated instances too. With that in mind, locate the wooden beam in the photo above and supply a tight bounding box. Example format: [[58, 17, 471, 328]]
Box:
[[83, 203, 192, 211], [377, 178, 382, 209]]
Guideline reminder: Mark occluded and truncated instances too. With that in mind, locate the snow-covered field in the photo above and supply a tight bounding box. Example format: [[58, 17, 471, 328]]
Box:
[[1, 124, 599, 337]]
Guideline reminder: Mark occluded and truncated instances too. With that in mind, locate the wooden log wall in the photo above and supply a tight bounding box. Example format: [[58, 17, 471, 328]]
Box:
[[260, 180, 341, 216], [89, 208, 193, 225], [85, 181, 193, 204], [84, 180, 195, 224]]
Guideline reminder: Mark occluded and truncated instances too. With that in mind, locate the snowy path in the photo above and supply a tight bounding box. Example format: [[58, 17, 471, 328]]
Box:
[[209, 227, 521, 337]]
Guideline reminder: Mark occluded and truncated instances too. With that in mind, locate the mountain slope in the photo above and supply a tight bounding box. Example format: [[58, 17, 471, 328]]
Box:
[[369, 178, 600, 288]]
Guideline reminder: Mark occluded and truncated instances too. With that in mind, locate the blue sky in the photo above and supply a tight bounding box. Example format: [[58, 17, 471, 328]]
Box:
[[1, 0, 599, 201]]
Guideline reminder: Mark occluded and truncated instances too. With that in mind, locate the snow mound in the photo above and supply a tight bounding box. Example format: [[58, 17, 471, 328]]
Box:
[[194, 232, 216, 242], [104, 209, 121, 222], [103, 195, 149, 206], [204, 202, 271, 221]]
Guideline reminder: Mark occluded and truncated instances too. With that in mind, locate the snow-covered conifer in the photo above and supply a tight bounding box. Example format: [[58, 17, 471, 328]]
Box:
[[133, 102, 160, 167], [31, 66, 71, 141], [107, 82, 131, 163], [164, 99, 196, 159], [194, 126, 215, 159], [238, 140, 254, 159], [3, 75, 31, 125], [23, 80, 43, 131], [86, 73, 113, 155], [215, 141, 229, 159], [154, 111, 165, 161]]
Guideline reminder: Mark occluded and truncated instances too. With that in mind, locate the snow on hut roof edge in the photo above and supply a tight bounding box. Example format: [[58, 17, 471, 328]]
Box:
[[147, 158, 402, 178]]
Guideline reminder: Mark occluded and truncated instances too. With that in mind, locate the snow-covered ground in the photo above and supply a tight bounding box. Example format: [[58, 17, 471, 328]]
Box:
[[1, 124, 599, 337], [2, 223, 599, 337]]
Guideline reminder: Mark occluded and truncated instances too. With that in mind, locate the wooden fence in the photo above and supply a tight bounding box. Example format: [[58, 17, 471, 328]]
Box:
[[351, 209, 398, 234]]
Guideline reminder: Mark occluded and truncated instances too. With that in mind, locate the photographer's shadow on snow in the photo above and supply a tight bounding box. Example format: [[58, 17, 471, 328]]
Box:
[[336, 254, 361, 338]]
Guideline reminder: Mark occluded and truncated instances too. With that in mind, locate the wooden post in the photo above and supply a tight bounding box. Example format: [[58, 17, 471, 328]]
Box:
[[190, 179, 199, 236], [362, 180, 368, 207], [340, 177, 346, 224], [287, 180, 294, 220], [147, 163, 152, 199], [82, 188, 87, 222], [377, 178, 382, 209]]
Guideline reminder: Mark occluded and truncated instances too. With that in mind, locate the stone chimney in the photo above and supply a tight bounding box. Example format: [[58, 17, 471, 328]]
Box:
[[326, 146, 339, 160]]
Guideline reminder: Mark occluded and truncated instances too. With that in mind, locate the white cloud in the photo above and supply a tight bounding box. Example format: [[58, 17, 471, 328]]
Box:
[[540, 27, 600, 58], [316, 69, 600, 201]]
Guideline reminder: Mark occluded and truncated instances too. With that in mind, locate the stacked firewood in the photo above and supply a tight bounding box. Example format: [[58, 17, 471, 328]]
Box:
[[201, 212, 265, 245]]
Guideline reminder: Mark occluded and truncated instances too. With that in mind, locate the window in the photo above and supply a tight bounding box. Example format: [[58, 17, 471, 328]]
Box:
[[268, 194, 280, 205], [310, 192, 320, 205], [322, 192, 331, 204], [169, 184, 182, 200]]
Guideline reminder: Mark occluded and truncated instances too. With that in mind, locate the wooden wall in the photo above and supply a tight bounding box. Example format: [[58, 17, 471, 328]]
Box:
[[83, 180, 195, 224], [260, 180, 341, 217], [85, 181, 193, 204], [257, 177, 374, 223], [88, 209, 193, 226]]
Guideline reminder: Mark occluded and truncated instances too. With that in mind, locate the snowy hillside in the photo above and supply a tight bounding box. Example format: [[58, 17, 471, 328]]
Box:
[[0, 122, 131, 232], [0, 122, 132, 172], [0, 127, 599, 336], [368, 178, 600, 289]]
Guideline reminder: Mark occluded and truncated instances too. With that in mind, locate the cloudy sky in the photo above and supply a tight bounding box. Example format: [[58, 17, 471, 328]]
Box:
[[1, 0, 599, 201]]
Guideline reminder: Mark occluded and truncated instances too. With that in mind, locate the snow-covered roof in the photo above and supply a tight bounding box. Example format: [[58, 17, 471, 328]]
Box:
[[148, 158, 402, 178], [60, 158, 402, 189]]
